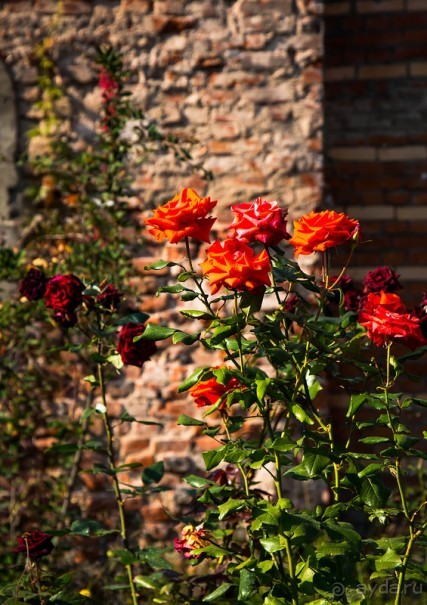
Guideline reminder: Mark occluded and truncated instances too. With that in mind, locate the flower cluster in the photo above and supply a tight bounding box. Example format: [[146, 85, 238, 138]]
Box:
[[19, 270, 156, 368]]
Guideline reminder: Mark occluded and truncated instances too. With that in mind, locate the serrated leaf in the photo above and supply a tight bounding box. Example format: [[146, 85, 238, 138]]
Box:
[[218, 498, 246, 520], [374, 548, 402, 571], [144, 259, 179, 270], [135, 323, 176, 341]]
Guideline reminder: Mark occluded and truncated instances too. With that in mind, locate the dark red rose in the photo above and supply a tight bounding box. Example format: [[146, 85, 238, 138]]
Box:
[[343, 289, 363, 313], [330, 274, 354, 293], [19, 268, 48, 301], [44, 274, 85, 313], [97, 284, 123, 311], [14, 531, 54, 559], [117, 323, 157, 368], [362, 266, 402, 294]]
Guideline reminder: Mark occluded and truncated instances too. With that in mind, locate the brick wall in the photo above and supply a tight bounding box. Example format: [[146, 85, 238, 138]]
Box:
[[0, 0, 325, 538], [325, 0, 427, 305]]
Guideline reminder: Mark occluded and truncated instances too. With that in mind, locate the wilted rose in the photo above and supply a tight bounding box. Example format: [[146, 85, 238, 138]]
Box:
[[19, 268, 48, 301], [117, 323, 157, 368], [174, 524, 209, 559], [14, 531, 54, 559]]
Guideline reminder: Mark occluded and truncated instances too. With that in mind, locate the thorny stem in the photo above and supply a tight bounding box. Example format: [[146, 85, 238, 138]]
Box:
[[97, 361, 138, 605]]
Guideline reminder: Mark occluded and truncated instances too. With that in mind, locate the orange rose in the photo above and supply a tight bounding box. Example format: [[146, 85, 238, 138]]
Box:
[[358, 291, 426, 350], [189, 369, 241, 409], [145, 188, 217, 244], [200, 238, 271, 295], [290, 210, 360, 257]]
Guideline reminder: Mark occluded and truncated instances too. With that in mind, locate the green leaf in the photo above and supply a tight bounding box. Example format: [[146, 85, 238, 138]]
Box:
[[117, 311, 150, 325], [83, 374, 98, 385], [360, 474, 390, 508], [177, 414, 206, 426], [178, 367, 208, 392], [107, 353, 124, 369], [144, 259, 179, 270], [171, 331, 200, 345], [203, 447, 226, 471], [184, 475, 214, 489], [218, 498, 246, 520], [347, 393, 368, 417], [133, 576, 158, 590], [238, 568, 257, 601], [141, 461, 164, 485], [260, 536, 288, 553], [135, 323, 176, 341], [180, 309, 214, 320], [358, 436, 390, 445], [202, 583, 233, 602], [80, 407, 96, 421], [374, 548, 402, 571], [291, 403, 314, 424], [395, 433, 419, 449], [209, 324, 238, 345], [301, 449, 331, 478]]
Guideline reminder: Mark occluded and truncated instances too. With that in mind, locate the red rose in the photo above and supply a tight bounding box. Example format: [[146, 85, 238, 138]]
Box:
[[362, 266, 402, 294], [189, 368, 241, 409], [290, 210, 360, 257], [145, 188, 217, 244], [200, 238, 271, 295], [19, 268, 48, 301], [343, 288, 363, 313], [228, 198, 290, 246], [358, 291, 426, 349], [117, 323, 157, 368], [14, 531, 54, 559], [44, 274, 85, 313]]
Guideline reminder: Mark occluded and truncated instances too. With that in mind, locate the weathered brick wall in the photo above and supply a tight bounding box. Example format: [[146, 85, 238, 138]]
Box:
[[325, 0, 427, 306], [0, 0, 325, 538]]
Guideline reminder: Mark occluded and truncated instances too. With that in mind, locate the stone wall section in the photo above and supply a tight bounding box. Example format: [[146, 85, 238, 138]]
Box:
[[0, 0, 325, 539]]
